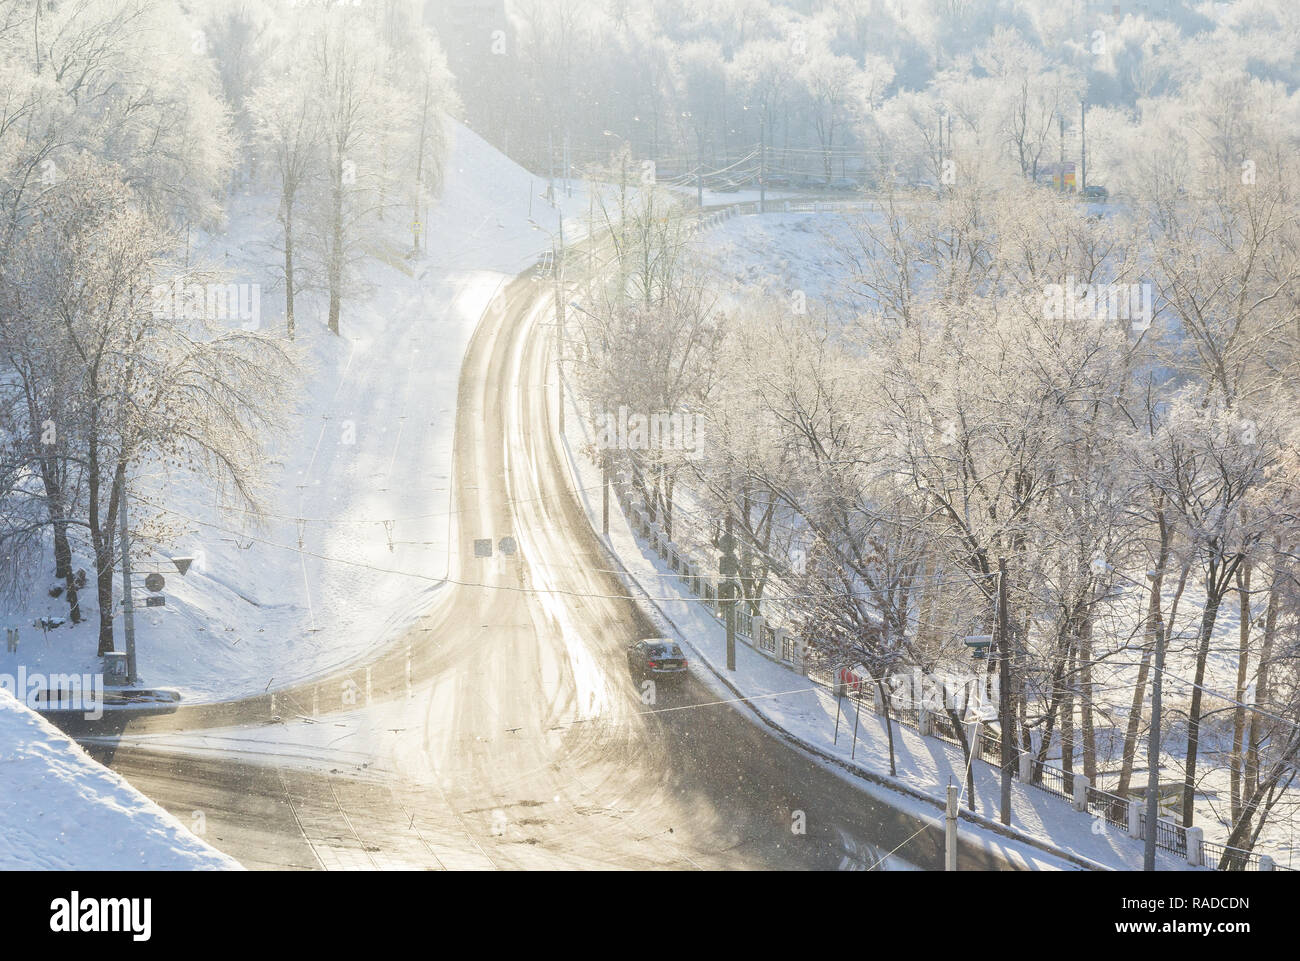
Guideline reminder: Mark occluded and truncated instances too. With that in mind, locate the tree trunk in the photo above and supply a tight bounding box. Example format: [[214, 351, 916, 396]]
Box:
[[1035, 635, 1071, 780], [327, 164, 343, 335], [27, 388, 81, 623], [1245, 554, 1281, 824], [1061, 639, 1076, 794], [87, 437, 114, 655], [413, 79, 429, 256], [1079, 610, 1097, 784], [878, 679, 896, 778], [947, 703, 977, 813], [1230, 560, 1252, 825], [1116, 518, 1172, 797], [94, 539, 115, 655], [284, 201, 296, 339], [53, 521, 81, 625], [87, 426, 122, 656], [1182, 584, 1228, 828], [1222, 732, 1300, 856]]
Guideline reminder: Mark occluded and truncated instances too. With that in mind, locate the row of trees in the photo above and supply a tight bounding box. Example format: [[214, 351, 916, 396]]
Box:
[[243, 1, 456, 336], [443, 0, 1299, 193], [0, 0, 456, 656], [570, 99, 1300, 855]]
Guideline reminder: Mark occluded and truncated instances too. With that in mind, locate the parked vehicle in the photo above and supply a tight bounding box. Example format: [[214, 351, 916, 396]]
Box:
[[1081, 184, 1109, 202]]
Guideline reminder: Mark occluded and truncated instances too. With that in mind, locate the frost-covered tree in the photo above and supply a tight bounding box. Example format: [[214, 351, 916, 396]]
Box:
[[11, 159, 291, 655], [248, 42, 320, 340]]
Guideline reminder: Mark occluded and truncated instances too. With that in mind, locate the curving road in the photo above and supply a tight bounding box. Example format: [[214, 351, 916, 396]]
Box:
[[62, 266, 1019, 871]]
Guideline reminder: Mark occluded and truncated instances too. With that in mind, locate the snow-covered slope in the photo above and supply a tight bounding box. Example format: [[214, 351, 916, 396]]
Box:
[[0, 691, 238, 869], [0, 118, 596, 703]]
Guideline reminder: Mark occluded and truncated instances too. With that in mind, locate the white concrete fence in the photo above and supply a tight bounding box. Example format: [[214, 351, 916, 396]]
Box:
[[616, 478, 807, 677]]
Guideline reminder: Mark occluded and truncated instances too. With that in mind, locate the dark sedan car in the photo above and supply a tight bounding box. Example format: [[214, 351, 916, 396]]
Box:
[[626, 638, 689, 682]]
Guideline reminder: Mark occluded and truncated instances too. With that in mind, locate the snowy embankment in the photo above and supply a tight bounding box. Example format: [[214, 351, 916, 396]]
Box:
[[0, 690, 237, 869], [1, 118, 593, 703]]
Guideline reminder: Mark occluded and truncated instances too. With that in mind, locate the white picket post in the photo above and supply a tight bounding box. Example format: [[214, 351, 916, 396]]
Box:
[[1186, 826, 1204, 867], [1128, 799, 1144, 840], [1073, 774, 1090, 813]]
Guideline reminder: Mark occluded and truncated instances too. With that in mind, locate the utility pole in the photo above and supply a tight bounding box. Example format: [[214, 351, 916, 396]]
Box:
[[547, 130, 554, 203], [1144, 611, 1167, 870], [618, 147, 628, 304], [117, 448, 137, 685], [564, 131, 572, 198], [696, 130, 704, 209], [938, 112, 949, 193], [554, 211, 565, 436], [946, 782, 959, 871], [601, 450, 610, 536], [1059, 113, 1067, 193], [997, 556, 1012, 826], [1080, 99, 1088, 191], [720, 518, 738, 671]]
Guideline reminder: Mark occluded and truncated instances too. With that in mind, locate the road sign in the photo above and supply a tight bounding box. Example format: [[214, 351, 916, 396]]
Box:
[[498, 536, 517, 556], [144, 572, 166, 592], [145, 596, 165, 608], [474, 538, 493, 558]]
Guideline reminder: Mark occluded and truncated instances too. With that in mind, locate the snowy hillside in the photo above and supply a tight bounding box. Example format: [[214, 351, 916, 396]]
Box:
[[0, 118, 594, 702]]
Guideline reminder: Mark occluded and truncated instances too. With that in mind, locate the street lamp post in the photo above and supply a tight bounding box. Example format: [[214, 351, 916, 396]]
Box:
[[568, 298, 611, 535], [116, 380, 139, 684], [1144, 570, 1166, 871], [555, 212, 565, 436], [720, 521, 738, 671], [117, 468, 138, 684], [996, 556, 1011, 826], [530, 211, 566, 436]]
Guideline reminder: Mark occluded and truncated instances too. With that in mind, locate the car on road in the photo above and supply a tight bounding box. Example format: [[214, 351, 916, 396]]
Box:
[[1081, 184, 1109, 202], [626, 638, 689, 682]]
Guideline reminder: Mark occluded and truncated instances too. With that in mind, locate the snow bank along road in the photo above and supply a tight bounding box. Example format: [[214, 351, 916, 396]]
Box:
[[58, 264, 1036, 871]]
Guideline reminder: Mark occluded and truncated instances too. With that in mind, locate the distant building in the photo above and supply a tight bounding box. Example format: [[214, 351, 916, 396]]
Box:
[[1038, 161, 1077, 192]]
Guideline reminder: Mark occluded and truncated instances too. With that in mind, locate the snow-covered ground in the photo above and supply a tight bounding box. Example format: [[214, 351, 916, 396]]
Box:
[[0, 118, 600, 704], [697, 210, 864, 307], [0, 690, 238, 869]]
